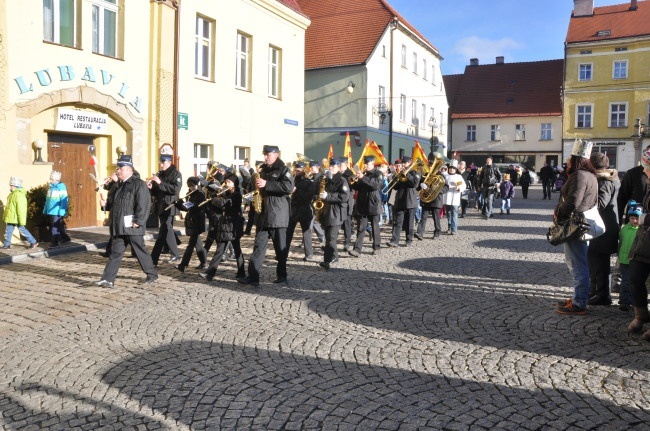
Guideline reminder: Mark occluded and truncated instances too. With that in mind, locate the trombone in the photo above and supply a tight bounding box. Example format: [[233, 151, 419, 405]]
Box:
[[381, 159, 424, 194]]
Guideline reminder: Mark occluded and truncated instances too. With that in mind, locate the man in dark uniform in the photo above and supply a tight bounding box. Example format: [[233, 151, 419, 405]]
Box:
[[94, 156, 157, 288], [387, 156, 421, 247], [308, 160, 326, 244], [416, 161, 449, 239], [286, 161, 317, 261], [238, 145, 293, 286], [316, 158, 349, 270], [478, 156, 502, 219], [339, 158, 355, 253], [149, 154, 182, 265], [617, 145, 650, 224], [349, 155, 383, 256]]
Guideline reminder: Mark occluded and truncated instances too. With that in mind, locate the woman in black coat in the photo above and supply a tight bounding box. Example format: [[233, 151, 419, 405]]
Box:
[[199, 173, 245, 281], [587, 153, 619, 305]]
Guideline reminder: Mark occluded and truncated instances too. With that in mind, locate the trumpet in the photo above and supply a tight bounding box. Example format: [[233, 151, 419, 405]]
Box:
[[164, 189, 197, 211], [146, 170, 163, 187], [347, 165, 364, 185]]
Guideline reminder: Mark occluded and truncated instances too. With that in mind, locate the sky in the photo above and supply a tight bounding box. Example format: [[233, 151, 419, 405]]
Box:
[[387, 0, 631, 75]]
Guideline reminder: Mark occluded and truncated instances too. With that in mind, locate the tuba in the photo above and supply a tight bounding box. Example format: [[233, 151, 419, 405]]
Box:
[[418, 156, 446, 203]]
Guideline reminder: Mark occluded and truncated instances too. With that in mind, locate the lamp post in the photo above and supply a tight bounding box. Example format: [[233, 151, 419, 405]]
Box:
[[33, 140, 44, 163], [633, 117, 648, 166], [428, 117, 439, 159]]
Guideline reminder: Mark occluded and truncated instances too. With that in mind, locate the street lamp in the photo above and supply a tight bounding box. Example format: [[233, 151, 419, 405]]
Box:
[[428, 117, 439, 158]]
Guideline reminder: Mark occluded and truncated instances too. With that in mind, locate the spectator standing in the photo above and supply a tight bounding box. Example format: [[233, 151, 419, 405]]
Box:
[[519, 168, 532, 199], [499, 174, 515, 214], [2, 177, 38, 249], [44, 170, 71, 248], [539, 163, 556, 200], [618, 203, 641, 312]]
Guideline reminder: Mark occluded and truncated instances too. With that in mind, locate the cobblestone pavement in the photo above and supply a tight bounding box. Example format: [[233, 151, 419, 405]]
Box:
[[0, 186, 648, 430]]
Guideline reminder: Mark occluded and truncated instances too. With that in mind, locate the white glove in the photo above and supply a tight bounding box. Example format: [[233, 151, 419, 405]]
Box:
[[421, 183, 428, 190], [319, 192, 328, 199]]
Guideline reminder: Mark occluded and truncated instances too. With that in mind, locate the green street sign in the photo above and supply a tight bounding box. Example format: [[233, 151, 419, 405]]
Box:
[[177, 112, 189, 130]]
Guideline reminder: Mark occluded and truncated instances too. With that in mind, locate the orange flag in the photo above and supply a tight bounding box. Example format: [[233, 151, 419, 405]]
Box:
[[324, 144, 334, 168], [356, 141, 389, 171], [411, 140, 430, 174], [343, 132, 353, 166]]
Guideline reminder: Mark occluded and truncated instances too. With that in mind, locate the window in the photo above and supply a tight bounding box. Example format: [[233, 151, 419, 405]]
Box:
[[194, 144, 212, 177], [234, 146, 250, 172], [576, 104, 593, 128], [411, 99, 417, 124], [412, 53, 418, 74], [268, 45, 281, 98], [579, 63, 592, 81], [466, 125, 476, 141], [382, 45, 386, 58], [236, 32, 251, 90], [401, 45, 407, 67], [421, 104, 426, 129], [399, 94, 406, 122], [515, 124, 526, 141], [613, 60, 628, 79], [43, 0, 77, 47], [423, 59, 427, 80], [610, 103, 627, 127], [431, 65, 435, 84], [490, 124, 501, 141], [92, 0, 117, 57], [195, 16, 213, 79], [540, 123, 552, 140], [378, 86, 386, 108]]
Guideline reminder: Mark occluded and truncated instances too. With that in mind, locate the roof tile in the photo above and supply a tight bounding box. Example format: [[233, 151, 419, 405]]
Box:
[[567, 1, 650, 43]]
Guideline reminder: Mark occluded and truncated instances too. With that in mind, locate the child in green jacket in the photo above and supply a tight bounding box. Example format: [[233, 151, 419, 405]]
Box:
[[3, 177, 38, 249]]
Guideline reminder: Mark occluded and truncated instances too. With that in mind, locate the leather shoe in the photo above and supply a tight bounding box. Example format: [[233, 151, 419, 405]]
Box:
[[273, 277, 287, 283], [319, 262, 330, 270], [386, 242, 398, 247], [195, 264, 207, 270], [93, 279, 114, 288], [414, 233, 423, 241], [331, 258, 339, 263], [237, 277, 260, 287], [174, 264, 185, 273], [198, 272, 213, 281], [142, 275, 158, 284], [168, 256, 181, 264], [29, 242, 39, 249], [587, 295, 612, 306], [348, 249, 360, 257]]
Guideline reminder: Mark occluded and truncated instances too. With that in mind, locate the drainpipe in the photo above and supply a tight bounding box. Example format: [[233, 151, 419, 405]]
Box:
[[173, 0, 180, 165], [388, 17, 398, 162]]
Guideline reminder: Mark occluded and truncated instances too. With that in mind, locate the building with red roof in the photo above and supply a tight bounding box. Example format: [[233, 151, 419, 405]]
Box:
[[443, 58, 564, 172], [298, 0, 448, 163], [563, 0, 650, 170]]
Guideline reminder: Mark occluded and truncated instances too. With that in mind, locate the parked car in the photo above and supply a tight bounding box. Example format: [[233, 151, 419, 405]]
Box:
[[492, 163, 538, 184]]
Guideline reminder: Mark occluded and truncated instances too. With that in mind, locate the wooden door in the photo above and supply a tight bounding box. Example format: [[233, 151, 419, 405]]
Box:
[[47, 134, 98, 228]]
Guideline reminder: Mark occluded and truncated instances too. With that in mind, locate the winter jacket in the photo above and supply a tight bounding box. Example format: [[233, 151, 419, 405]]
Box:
[[617, 165, 646, 224], [318, 172, 349, 227], [257, 158, 293, 229], [175, 189, 207, 236], [3, 187, 28, 225], [351, 168, 383, 216], [555, 169, 598, 222], [105, 175, 151, 236], [519, 171, 532, 186], [213, 190, 244, 242], [499, 180, 515, 199], [341, 168, 354, 217], [478, 164, 502, 191], [290, 173, 316, 221], [43, 182, 69, 216], [619, 223, 639, 265], [392, 169, 420, 210], [443, 173, 467, 207], [151, 165, 182, 216], [589, 169, 619, 255]]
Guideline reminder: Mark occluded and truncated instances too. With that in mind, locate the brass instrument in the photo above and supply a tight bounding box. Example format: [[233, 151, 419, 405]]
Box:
[[418, 156, 447, 203], [205, 164, 220, 182], [164, 189, 197, 211], [312, 174, 327, 215], [244, 172, 263, 214], [347, 165, 363, 185], [381, 159, 424, 194], [146, 170, 163, 187], [198, 185, 231, 207]]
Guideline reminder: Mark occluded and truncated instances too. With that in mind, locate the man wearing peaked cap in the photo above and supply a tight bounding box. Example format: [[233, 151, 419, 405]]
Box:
[[287, 158, 317, 262], [316, 155, 349, 270], [387, 156, 420, 247], [3, 176, 39, 249], [263, 145, 280, 154], [338, 157, 355, 253], [149, 152, 183, 265], [349, 154, 383, 257]]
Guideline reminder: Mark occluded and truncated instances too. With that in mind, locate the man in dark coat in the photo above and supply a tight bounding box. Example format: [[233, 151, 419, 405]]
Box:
[[94, 156, 157, 288], [286, 161, 317, 261], [349, 155, 383, 256], [308, 160, 326, 244], [149, 154, 182, 265], [616, 145, 649, 224], [238, 145, 293, 286], [316, 158, 349, 270], [416, 162, 449, 239], [478, 157, 502, 219], [539, 162, 556, 200], [339, 158, 355, 252], [387, 156, 421, 247]]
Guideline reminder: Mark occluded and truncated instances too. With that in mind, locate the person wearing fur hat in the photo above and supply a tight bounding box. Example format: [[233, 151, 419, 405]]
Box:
[[556, 139, 598, 315], [442, 160, 466, 234], [586, 152, 620, 306], [2, 177, 38, 250], [172, 177, 208, 273], [44, 170, 71, 248], [199, 173, 246, 281]]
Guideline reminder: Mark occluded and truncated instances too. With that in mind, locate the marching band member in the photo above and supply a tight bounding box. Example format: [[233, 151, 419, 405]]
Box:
[[416, 160, 448, 240], [286, 161, 318, 262], [308, 160, 326, 244], [199, 173, 246, 281], [317, 158, 349, 270], [349, 155, 383, 256], [149, 154, 182, 265], [339, 158, 355, 253], [386, 156, 421, 247], [173, 177, 207, 272], [238, 145, 293, 286]]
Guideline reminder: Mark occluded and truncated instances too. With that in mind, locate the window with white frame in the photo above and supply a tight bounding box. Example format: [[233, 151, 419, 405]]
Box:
[[268, 45, 281, 98], [411, 99, 417, 124], [236, 32, 251, 90], [490, 124, 501, 141], [610, 103, 627, 127], [431, 65, 436, 84], [378, 86, 386, 108], [515, 124, 526, 141], [466, 125, 476, 141], [401, 45, 407, 67], [382, 45, 386, 58], [43, 0, 77, 47], [541, 123, 552, 140], [412, 53, 418, 74], [233, 146, 250, 172], [613, 60, 628, 79], [92, 0, 118, 57], [423, 59, 427, 80], [195, 16, 213, 79], [399, 94, 406, 121], [439, 112, 444, 134], [576, 104, 593, 128], [579, 63, 592, 81], [194, 144, 212, 177], [421, 104, 426, 129]]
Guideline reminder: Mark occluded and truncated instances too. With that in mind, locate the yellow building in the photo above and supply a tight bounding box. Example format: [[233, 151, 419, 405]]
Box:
[[564, 0, 650, 171]]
